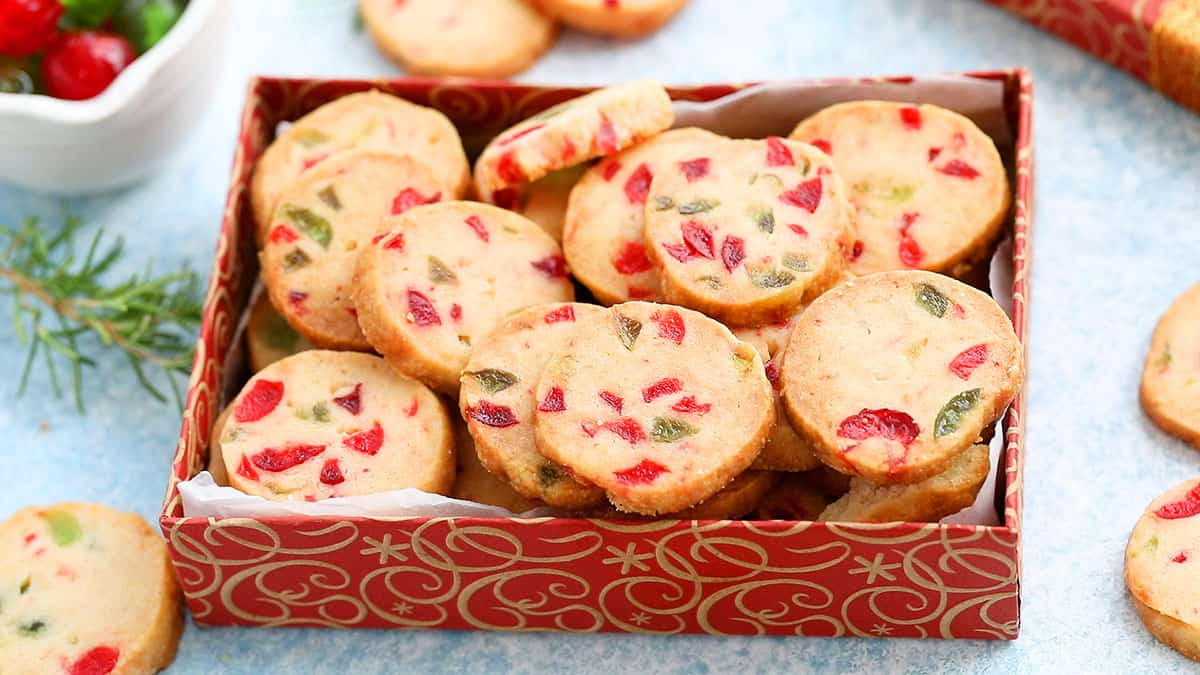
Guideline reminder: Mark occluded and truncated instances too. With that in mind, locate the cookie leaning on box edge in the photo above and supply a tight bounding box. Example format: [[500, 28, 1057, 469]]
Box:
[[460, 302, 607, 509], [643, 137, 854, 326], [564, 127, 725, 305], [1, 502, 183, 674], [473, 79, 674, 204], [359, 0, 556, 79], [1126, 478, 1200, 662], [819, 443, 989, 523], [450, 414, 543, 514], [538, 0, 688, 37], [246, 291, 314, 373], [1141, 281, 1200, 449], [250, 90, 469, 243], [533, 301, 774, 515], [260, 151, 447, 351], [781, 270, 1022, 485], [789, 100, 1010, 277], [353, 201, 573, 395], [220, 350, 454, 501]]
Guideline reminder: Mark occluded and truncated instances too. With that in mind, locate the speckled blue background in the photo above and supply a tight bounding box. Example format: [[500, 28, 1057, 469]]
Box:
[[3, 0, 1199, 672]]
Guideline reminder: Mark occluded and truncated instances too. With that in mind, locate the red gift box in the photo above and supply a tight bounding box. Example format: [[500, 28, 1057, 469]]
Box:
[[160, 69, 1034, 638]]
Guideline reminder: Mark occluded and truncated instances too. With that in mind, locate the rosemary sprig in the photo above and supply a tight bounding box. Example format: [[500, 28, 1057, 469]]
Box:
[[0, 213, 203, 412]]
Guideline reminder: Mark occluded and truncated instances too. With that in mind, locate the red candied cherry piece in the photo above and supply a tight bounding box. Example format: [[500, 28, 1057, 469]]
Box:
[[234, 380, 285, 423], [810, 139, 833, 155], [538, 387, 566, 413], [288, 291, 308, 315], [661, 243, 692, 263], [847, 240, 864, 261], [928, 147, 943, 162], [720, 235, 745, 272], [320, 459, 346, 486], [450, 304, 463, 321], [407, 289, 442, 326], [391, 188, 441, 215], [779, 177, 822, 213], [43, 31, 136, 101], [623, 163, 652, 205], [671, 395, 711, 414], [332, 383, 363, 415], [938, 159, 981, 180], [1173, 551, 1191, 563], [496, 151, 525, 184], [236, 456, 259, 481], [343, 421, 384, 456], [372, 231, 404, 250], [949, 344, 989, 380], [1156, 484, 1200, 520], [650, 309, 685, 344], [251, 443, 327, 472], [599, 391, 624, 413], [764, 358, 781, 390], [543, 305, 576, 323], [68, 645, 120, 675], [788, 224, 808, 237], [269, 225, 299, 244], [613, 459, 669, 485], [602, 160, 622, 181], [302, 154, 329, 171], [642, 377, 682, 402], [678, 157, 711, 182], [899, 235, 924, 267], [613, 240, 653, 275], [498, 122, 546, 146], [765, 137, 795, 167], [468, 400, 520, 427], [680, 220, 715, 259], [406, 399, 419, 417], [464, 215, 490, 242], [604, 417, 647, 444], [899, 106, 922, 130], [531, 255, 569, 279], [596, 115, 619, 153], [837, 408, 920, 445]]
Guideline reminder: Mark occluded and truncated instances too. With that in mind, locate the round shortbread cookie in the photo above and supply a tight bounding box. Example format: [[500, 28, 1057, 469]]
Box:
[[460, 302, 607, 509], [208, 404, 233, 486], [473, 79, 674, 203], [246, 291, 313, 373], [781, 271, 1022, 485], [1126, 478, 1200, 662], [220, 350, 454, 501], [563, 127, 724, 305], [519, 165, 588, 243], [533, 302, 774, 515], [643, 137, 853, 326], [360, 0, 556, 79], [0, 502, 182, 674], [250, 91, 469, 241], [260, 151, 446, 350], [819, 443, 989, 523], [789, 101, 1009, 277], [749, 472, 830, 521], [450, 416, 542, 514], [732, 315, 821, 472], [353, 201, 574, 394], [1141, 282, 1200, 449], [538, 0, 688, 37]]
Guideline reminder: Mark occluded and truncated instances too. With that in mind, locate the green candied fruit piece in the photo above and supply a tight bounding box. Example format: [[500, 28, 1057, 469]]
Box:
[[914, 282, 949, 318], [539, 462, 567, 487], [651, 417, 698, 443], [293, 127, 330, 148], [746, 265, 795, 289], [677, 198, 719, 215], [732, 343, 756, 376], [19, 576, 31, 594], [887, 184, 916, 203], [615, 313, 642, 351], [1154, 343, 1172, 370], [749, 173, 784, 189], [41, 509, 82, 547], [467, 369, 519, 393], [282, 248, 311, 272], [428, 256, 458, 284], [750, 206, 775, 234], [933, 388, 981, 438], [782, 252, 811, 272], [317, 185, 341, 211], [296, 402, 330, 423], [696, 275, 723, 290], [653, 196, 676, 211], [18, 619, 46, 636], [282, 205, 332, 249]]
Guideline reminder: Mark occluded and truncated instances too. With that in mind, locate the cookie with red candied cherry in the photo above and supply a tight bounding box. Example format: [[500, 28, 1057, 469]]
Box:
[[1126, 478, 1200, 662], [748, 472, 830, 521], [518, 165, 588, 243], [360, 0, 556, 79], [353, 201, 574, 394], [1141, 281, 1200, 449], [220, 350, 454, 501], [643, 137, 854, 326], [261, 151, 446, 350], [250, 90, 469, 242], [533, 302, 774, 515], [450, 416, 543, 514], [563, 127, 724, 304], [246, 291, 313, 373], [460, 302, 607, 509], [789, 101, 1009, 277], [781, 271, 1022, 485], [538, 0, 688, 37], [0, 502, 183, 674], [819, 443, 989, 523], [473, 79, 674, 204], [732, 314, 822, 472]]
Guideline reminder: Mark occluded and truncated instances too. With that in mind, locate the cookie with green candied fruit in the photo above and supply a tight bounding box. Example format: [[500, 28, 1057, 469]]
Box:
[[789, 101, 1009, 277], [533, 301, 774, 515], [1141, 281, 1200, 449], [460, 302, 607, 509], [0, 502, 183, 674], [781, 271, 1022, 485], [246, 291, 313, 373]]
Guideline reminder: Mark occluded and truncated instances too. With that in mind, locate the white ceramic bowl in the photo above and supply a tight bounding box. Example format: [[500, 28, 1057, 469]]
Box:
[[0, 0, 232, 194]]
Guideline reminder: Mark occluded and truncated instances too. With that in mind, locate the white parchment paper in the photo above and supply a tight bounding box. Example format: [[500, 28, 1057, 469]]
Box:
[[181, 76, 1014, 526]]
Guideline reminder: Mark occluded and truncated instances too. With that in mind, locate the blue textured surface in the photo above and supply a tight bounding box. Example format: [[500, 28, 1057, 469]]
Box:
[[2, 0, 1199, 672]]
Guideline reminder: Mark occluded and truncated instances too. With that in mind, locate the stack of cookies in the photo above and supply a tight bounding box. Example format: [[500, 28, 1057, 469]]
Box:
[[215, 79, 1024, 522]]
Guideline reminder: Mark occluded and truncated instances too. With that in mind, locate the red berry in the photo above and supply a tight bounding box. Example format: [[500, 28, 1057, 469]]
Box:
[[680, 220, 715, 260], [603, 417, 646, 444], [938, 159, 981, 180], [671, 396, 711, 415], [0, 0, 64, 58], [899, 106, 922, 130], [43, 31, 136, 100]]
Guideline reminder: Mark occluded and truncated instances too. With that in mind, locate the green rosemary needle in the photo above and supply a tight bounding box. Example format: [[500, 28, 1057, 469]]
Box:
[[0, 213, 203, 412]]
